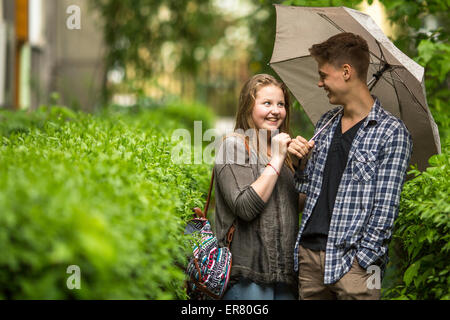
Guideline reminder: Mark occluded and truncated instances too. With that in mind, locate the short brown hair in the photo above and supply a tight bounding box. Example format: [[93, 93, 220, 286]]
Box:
[[309, 32, 370, 81]]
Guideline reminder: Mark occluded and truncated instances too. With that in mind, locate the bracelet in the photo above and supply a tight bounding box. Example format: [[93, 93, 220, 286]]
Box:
[[266, 163, 280, 176]]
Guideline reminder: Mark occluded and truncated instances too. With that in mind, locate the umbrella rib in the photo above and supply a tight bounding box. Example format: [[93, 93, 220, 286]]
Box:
[[317, 13, 345, 32], [380, 74, 401, 86], [389, 70, 404, 120], [378, 66, 404, 87], [390, 68, 428, 114], [369, 50, 384, 63], [379, 74, 395, 88], [374, 68, 428, 115], [269, 55, 312, 65], [316, 14, 385, 65], [369, 64, 403, 89], [381, 76, 394, 87], [373, 65, 404, 80], [309, 107, 344, 142], [375, 40, 387, 63]]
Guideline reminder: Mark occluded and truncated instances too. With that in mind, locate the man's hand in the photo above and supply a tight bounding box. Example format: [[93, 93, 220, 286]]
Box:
[[288, 136, 315, 168]]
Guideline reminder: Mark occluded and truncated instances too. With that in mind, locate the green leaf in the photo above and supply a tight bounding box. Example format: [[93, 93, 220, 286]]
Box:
[[404, 262, 421, 287]]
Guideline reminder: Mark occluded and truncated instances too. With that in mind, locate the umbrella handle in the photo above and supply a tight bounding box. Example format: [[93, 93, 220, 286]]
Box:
[[368, 63, 391, 91], [309, 107, 343, 143], [297, 107, 342, 172]]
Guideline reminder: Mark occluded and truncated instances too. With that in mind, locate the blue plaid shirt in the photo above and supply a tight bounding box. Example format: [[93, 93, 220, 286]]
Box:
[[294, 98, 413, 284]]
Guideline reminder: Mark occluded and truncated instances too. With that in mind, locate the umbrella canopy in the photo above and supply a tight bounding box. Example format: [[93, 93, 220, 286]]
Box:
[[269, 4, 441, 171]]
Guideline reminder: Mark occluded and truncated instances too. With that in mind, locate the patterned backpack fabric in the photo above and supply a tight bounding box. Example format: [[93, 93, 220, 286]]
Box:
[[185, 217, 232, 299], [185, 136, 247, 299]]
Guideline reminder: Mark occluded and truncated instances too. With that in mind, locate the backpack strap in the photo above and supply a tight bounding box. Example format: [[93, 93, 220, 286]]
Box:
[[226, 224, 236, 249], [203, 170, 215, 218], [194, 136, 250, 219], [191, 136, 250, 252]]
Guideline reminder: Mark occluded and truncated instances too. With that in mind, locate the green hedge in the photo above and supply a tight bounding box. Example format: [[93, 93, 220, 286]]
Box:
[[0, 102, 214, 299], [384, 140, 450, 300], [105, 97, 216, 135]]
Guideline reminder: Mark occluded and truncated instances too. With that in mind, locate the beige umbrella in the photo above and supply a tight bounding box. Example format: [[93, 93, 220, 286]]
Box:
[[269, 4, 441, 171]]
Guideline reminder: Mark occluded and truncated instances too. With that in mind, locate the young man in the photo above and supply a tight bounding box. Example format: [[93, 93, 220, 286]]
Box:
[[287, 32, 413, 299]]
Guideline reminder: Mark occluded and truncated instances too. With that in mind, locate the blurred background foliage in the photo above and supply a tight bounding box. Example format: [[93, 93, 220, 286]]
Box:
[[90, 0, 449, 140], [90, 0, 227, 84]]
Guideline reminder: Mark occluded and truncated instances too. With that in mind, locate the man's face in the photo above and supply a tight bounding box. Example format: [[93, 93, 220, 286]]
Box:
[[317, 61, 348, 105]]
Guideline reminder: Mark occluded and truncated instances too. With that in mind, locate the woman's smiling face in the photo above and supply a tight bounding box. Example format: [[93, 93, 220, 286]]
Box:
[[251, 85, 286, 131]]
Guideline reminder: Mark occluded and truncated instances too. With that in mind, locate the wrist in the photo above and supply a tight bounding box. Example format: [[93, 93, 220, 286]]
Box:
[[266, 163, 280, 176], [271, 154, 285, 168]]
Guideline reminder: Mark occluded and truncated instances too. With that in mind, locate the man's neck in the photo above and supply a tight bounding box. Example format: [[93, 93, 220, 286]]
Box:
[[341, 85, 374, 121]]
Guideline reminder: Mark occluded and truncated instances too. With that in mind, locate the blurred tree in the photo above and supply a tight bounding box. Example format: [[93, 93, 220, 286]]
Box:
[[378, 0, 450, 140], [375, 0, 449, 298], [90, 0, 228, 100], [246, 0, 281, 77]]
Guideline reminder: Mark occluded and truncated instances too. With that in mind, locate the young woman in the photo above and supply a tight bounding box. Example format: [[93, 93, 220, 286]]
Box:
[[214, 74, 306, 300]]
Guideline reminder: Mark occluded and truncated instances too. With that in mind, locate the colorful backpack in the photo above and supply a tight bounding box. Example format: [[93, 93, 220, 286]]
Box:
[[185, 170, 235, 300]]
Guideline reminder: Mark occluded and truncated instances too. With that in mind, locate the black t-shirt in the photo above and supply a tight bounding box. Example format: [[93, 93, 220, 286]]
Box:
[[300, 116, 366, 251]]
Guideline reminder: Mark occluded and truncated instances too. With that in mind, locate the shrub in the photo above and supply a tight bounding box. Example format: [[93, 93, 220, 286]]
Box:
[[383, 140, 450, 300], [105, 96, 216, 135], [0, 102, 213, 299]]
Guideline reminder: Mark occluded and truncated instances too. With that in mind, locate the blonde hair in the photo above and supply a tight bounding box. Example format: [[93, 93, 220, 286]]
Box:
[[234, 74, 294, 171]]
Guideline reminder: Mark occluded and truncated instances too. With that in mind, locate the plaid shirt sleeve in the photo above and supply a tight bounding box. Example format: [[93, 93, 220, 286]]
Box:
[[294, 160, 311, 194], [356, 124, 413, 269], [293, 111, 333, 194]]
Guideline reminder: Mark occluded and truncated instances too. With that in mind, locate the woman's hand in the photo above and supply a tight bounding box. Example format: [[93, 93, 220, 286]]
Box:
[[271, 132, 291, 161], [251, 132, 291, 203]]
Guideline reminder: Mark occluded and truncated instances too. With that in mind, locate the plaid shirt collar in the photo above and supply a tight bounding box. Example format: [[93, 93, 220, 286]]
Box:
[[364, 96, 382, 127], [344, 96, 382, 129]]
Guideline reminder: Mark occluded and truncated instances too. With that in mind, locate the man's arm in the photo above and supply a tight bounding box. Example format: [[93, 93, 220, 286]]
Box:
[[356, 125, 413, 269]]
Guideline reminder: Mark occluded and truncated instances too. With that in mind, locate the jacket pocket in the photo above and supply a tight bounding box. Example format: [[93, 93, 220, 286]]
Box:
[[351, 149, 377, 181]]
